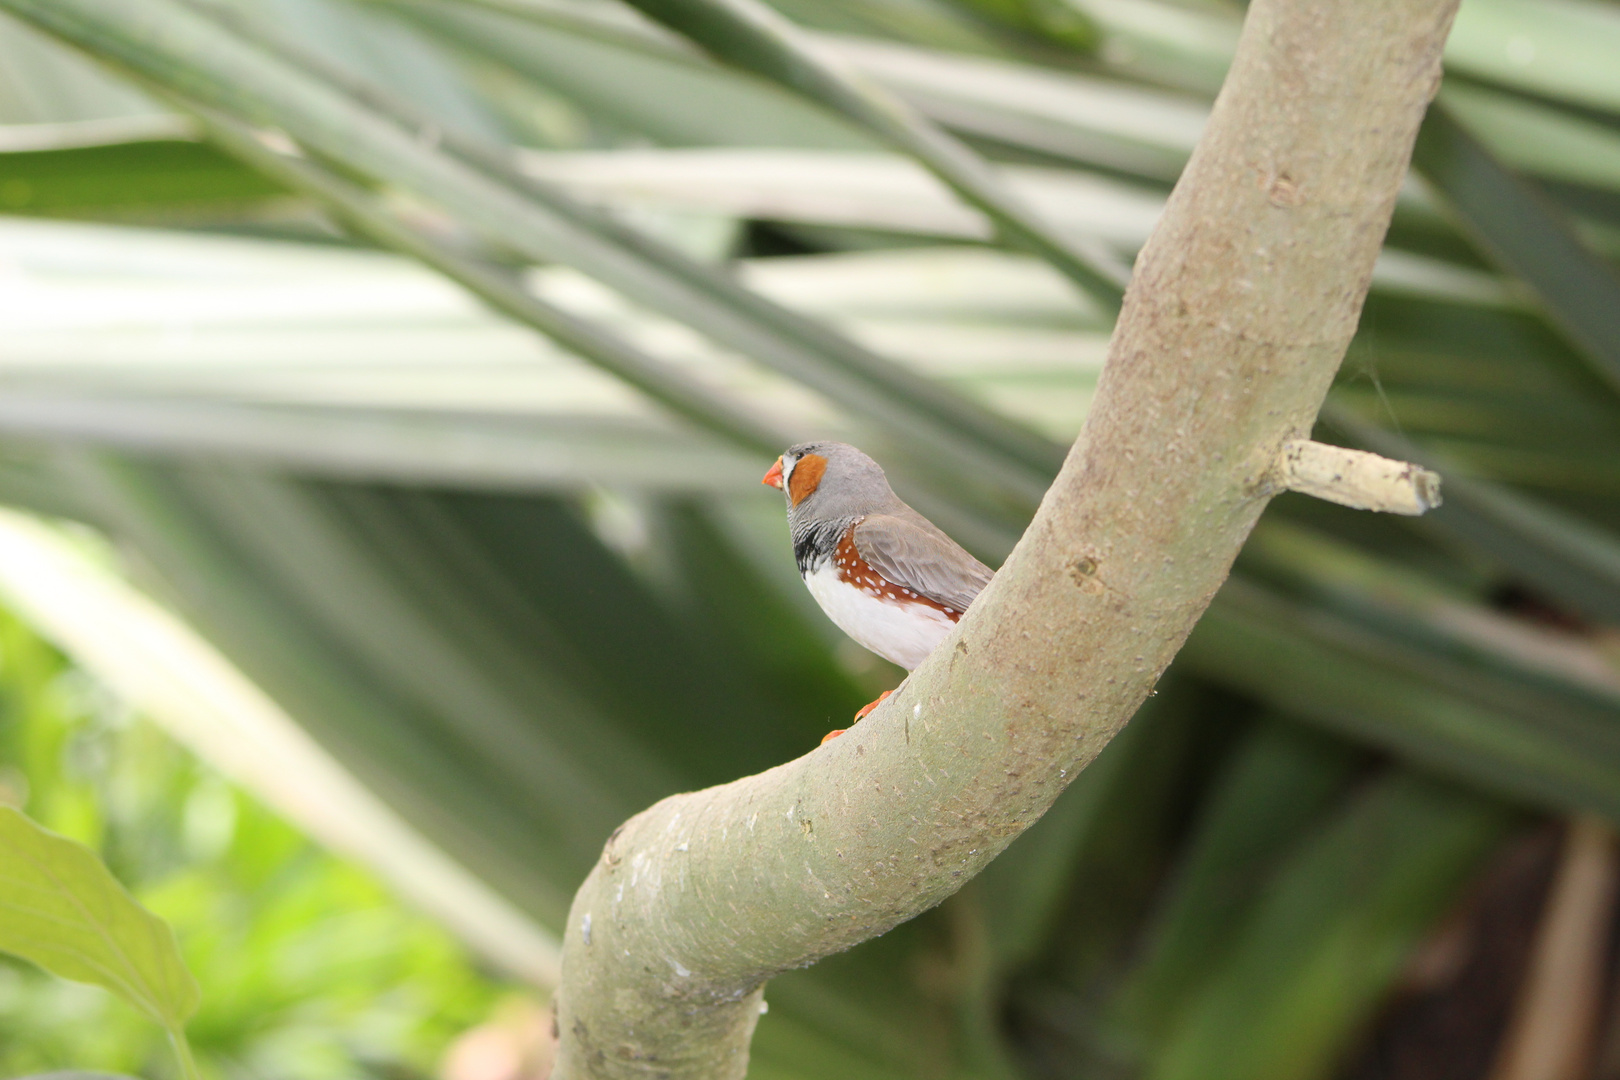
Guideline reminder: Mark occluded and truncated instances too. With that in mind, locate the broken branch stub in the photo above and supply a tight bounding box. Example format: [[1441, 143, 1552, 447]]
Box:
[[1278, 439, 1442, 515]]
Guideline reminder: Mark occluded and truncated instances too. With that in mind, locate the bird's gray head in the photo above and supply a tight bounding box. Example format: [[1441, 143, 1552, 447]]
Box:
[[762, 441, 900, 525]]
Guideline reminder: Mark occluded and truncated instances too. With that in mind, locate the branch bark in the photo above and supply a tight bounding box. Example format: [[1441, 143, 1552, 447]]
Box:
[[552, 1, 1460, 1074]]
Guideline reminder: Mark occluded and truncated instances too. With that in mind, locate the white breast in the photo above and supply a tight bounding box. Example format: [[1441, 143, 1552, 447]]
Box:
[[803, 563, 957, 670]]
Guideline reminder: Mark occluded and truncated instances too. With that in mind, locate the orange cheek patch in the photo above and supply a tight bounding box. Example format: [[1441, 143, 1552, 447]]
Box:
[[788, 453, 827, 506]]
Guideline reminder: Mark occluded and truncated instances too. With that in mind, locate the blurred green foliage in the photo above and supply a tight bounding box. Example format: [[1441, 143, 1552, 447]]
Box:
[[0, 605, 506, 1080]]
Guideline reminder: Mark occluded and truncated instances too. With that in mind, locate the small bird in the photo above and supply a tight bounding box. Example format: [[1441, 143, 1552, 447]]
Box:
[[763, 442, 994, 740]]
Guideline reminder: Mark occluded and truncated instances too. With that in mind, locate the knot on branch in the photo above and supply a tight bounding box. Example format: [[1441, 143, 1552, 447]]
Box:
[[1275, 439, 1442, 516]]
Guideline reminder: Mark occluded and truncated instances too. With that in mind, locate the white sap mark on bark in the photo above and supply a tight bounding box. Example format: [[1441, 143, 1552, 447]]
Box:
[[676, 842, 689, 852], [804, 861, 830, 898], [672, 960, 691, 978], [615, 883, 624, 904], [785, 804, 796, 822], [630, 850, 660, 895], [759, 999, 769, 1015], [581, 912, 593, 945], [747, 813, 758, 833]]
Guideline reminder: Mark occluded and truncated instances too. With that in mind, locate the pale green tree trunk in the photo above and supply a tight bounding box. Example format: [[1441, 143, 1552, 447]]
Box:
[[552, 0, 1462, 1074]]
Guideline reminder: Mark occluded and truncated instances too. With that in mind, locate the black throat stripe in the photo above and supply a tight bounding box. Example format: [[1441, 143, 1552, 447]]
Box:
[[792, 516, 857, 576]]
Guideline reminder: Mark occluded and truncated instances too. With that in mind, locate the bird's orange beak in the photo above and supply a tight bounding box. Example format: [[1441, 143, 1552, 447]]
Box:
[[762, 457, 784, 489]]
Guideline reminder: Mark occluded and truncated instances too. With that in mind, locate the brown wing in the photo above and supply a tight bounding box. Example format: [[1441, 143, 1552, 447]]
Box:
[[852, 514, 993, 614]]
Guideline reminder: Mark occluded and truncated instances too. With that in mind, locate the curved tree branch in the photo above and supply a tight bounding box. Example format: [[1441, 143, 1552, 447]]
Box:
[[552, 0, 1460, 1075]]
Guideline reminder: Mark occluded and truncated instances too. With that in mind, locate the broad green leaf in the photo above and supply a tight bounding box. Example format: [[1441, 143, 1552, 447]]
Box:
[[409, 0, 1206, 182], [1147, 771, 1512, 1080], [616, 0, 1131, 302], [978, 675, 1223, 979], [1439, 80, 1620, 194], [1423, 470, 1620, 626], [1242, 518, 1620, 705], [1415, 103, 1620, 397], [1045, 683, 1235, 978], [1328, 291, 1620, 502], [514, 147, 1525, 307], [0, 393, 766, 493], [816, 32, 1206, 179], [1067, 0, 1235, 95], [1446, 0, 1620, 117], [519, 146, 1165, 251], [384, 0, 881, 151], [0, 10, 160, 124], [0, 218, 1081, 499], [202, 0, 518, 143], [1108, 720, 1364, 1051], [0, 506, 563, 987], [771, 0, 1013, 53], [1184, 576, 1620, 822], [197, 107, 791, 459], [749, 1009, 915, 1080], [60, 454, 635, 929], [1327, 407, 1620, 625], [0, 216, 1520, 501], [0, 804, 200, 1030], [0, 119, 282, 215], [998, 678, 1250, 1077], [926, 0, 1098, 52], [7, 0, 1061, 507]]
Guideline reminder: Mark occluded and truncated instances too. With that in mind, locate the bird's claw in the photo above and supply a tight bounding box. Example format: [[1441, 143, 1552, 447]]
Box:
[[854, 690, 892, 723], [819, 690, 894, 745]]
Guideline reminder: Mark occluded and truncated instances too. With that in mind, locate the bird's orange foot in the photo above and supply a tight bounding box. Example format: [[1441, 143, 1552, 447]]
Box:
[[822, 691, 894, 744], [854, 690, 893, 723]]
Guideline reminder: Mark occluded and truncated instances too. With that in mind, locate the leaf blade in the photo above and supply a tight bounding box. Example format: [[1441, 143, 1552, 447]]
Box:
[[617, 0, 1131, 303], [1148, 770, 1511, 1080], [0, 804, 200, 1030], [1413, 101, 1620, 399], [1183, 576, 1620, 823], [2, 0, 1061, 504]]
